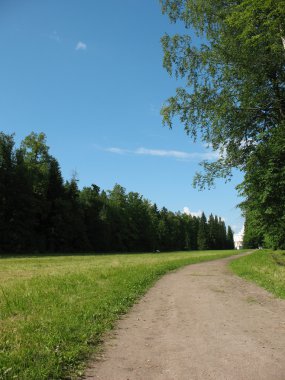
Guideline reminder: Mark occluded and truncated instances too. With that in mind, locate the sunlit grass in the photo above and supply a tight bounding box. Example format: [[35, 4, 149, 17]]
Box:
[[230, 250, 285, 299], [1, 250, 239, 379]]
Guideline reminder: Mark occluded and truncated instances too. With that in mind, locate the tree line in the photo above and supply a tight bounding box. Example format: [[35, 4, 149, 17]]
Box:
[[0, 132, 234, 254]]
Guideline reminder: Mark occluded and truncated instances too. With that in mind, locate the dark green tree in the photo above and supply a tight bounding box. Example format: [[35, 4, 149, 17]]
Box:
[[107, 184, 128, 251], [197, 212, 209, 250], [63, 176, 89, 252], [0, 133, 16, 252], [80, 184, 104, 251], [45, 158, 66, 252], [157, 207, 169, 251], [217, 217, 227, 249], [0, 134, 36, 252], [97, 190, 112, 252], [20, 132, 52, 250], [189, 215, 199, 250], [0, 130, 236, 253], [148, 203, 160, 251], [208, 214, 217, 249], [11, 148, 36, 252], [125, 192, 154, 251], [226, 226, 235, 249]]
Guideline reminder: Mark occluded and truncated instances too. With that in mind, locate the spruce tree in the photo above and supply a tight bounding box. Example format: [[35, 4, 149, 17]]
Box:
[[197, 212, 209, 250]]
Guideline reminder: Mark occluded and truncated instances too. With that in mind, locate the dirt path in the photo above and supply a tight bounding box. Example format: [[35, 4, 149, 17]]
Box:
[[84, 253, 285, 380]]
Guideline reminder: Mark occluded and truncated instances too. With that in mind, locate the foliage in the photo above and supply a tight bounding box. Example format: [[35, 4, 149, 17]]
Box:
[[0, 249, 239, 379], [160, 0, 285, 249], [0, 132, 234, 254], [238, 126, 285, 249], [160, 0, 285, 187], [230, 250, 285, 299]]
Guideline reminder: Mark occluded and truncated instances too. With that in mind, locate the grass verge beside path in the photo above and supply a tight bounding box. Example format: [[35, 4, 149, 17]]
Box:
[[230, 249, 285, 299], [1, 250, 240, 380]]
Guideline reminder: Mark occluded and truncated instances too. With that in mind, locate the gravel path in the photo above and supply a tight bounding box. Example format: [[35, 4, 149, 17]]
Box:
[[84, 253, 285, 380]]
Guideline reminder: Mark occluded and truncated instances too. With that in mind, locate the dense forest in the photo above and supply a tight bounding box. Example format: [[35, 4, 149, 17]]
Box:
[[0, 131, 234, 254]]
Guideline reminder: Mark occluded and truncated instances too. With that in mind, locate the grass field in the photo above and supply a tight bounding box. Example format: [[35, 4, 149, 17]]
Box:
[[0, 250, 240, 379], [230, 249, 285, 299]]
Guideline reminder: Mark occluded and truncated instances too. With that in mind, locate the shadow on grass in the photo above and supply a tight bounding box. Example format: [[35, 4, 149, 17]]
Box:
[[0, 249, 206, 260]]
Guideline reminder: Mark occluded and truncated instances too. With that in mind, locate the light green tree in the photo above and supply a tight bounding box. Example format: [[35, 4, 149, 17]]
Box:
[[160, 0, 285, 188]]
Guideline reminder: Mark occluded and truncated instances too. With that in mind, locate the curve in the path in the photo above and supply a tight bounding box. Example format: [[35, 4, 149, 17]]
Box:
[[84, 253, 285, 380]]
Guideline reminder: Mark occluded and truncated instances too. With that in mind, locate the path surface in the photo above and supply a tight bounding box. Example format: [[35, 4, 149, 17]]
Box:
[[84, 253, 285, 380]]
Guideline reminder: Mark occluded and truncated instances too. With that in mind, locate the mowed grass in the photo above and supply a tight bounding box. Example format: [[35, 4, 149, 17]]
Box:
[[230, 249, 285, 299], [1, 250, 239, 379]]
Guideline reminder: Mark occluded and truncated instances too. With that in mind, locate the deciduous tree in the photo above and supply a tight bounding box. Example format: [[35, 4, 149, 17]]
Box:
[[160, 0, 285, 188]]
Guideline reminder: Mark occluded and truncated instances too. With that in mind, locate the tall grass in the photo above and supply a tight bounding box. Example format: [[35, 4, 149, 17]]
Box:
[[1, 250, 239, 379], [230, 249, 285, 299]]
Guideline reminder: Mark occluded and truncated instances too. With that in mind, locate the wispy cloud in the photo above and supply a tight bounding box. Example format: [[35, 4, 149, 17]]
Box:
[[104, 147, 219, 161], [136, 148, 188, 158], [136, 147, 218, 160], [75, 41, 87, 50], [48, 30, 61, 43], [107, 147, 125, 154]]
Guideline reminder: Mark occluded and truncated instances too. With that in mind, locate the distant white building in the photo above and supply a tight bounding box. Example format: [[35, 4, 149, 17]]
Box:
[[234, 226, 244, 250]]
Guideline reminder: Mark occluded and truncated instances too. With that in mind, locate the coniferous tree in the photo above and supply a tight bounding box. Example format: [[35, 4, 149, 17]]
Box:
[[226, 226, 235, 249], [0, 133, 16, 252], [208, 214, 217, 249], [12, 148, 36, 252], [80, 184, 104, 251], [148, 203, 160, 251], [63, 176, 89, 252], [197, 212, 209, 250], [45, 158, 66, 252], [107, 184, 128, 251], [0, 131, 235, 253]]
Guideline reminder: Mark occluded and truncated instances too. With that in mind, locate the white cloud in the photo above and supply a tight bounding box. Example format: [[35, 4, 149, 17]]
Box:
[[183, 207, 226, 221], [135, 147, 189, 158], [106, 147, 126, 154], [234, 225, 245, 242], [135, 147, 219, 160], [75, 41, 87, 50], [104, 146, 219, 161], [183, 207, 203, 218]]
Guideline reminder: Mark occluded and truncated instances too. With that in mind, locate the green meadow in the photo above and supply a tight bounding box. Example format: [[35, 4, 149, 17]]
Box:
[[230, 249, 285, 299], [1, 250, 240, 379]]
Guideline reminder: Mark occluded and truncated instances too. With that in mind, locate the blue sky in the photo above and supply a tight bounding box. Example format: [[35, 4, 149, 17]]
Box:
[[0, 0, 244, 234]]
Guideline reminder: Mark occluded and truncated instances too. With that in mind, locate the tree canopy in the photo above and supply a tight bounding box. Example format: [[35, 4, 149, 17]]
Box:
[[160, 0, 285, 187], [160, 0, 285, 249]]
